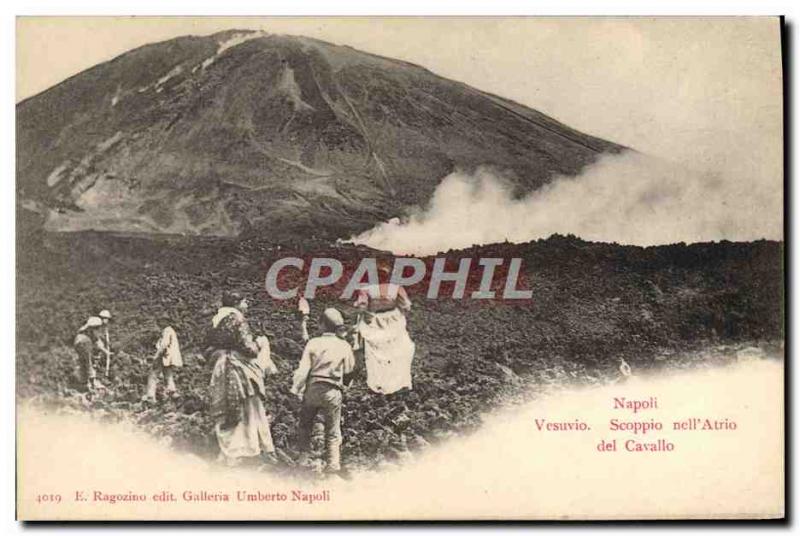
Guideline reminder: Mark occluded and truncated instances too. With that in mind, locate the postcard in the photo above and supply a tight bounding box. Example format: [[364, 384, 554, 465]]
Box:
[[15, 16, 784, 520]]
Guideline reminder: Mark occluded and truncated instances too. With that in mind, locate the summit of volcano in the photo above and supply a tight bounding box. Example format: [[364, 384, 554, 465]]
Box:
[[17, 30, 625, 238]]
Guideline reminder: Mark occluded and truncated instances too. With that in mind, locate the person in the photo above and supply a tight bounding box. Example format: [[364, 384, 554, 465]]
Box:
[[354, 265, 415, 395], [142, 319, 183, 403], [206, 292, 278, 466], [291, 308, 355, 474], [73, 316, 105, 392]]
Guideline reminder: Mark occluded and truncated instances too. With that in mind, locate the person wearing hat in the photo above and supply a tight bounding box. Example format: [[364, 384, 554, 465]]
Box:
[[206, 291, 278, 466], [142, 316, 183, 403], [291, 307, 356, 473], [73, 316, 105, 392]]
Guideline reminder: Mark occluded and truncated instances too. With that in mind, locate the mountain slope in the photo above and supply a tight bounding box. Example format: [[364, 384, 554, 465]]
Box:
[[17, 30, 625, 238]]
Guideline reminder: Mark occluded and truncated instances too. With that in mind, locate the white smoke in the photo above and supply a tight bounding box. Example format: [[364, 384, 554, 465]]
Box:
[[350, 151, 783, 256]]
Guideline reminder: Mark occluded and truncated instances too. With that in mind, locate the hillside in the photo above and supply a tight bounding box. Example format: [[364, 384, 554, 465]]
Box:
[[16, 232, 783, 471], [17, 30, 624, 238]]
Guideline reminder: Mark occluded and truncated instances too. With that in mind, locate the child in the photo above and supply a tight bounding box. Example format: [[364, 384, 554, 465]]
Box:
[[291, 308, 355, 473]]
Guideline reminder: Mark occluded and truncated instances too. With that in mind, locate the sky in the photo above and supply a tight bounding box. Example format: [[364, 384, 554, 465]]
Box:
[[17, 17, 782, 151], [16, 17, 784, 246]]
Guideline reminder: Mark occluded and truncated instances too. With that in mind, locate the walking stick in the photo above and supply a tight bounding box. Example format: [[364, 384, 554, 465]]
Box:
[[104, 328, 112, 377]]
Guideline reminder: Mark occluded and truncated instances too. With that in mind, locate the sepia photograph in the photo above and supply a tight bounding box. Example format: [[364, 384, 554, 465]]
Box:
[[13, 16, 785, 521]]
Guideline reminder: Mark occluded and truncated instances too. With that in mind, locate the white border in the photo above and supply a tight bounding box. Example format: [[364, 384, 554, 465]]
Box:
[[2, 2, 794, 533]]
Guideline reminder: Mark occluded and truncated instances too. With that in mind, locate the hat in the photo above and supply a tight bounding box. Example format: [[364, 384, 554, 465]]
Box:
[[79, 316, 103, 332], [321, 308, 345, 330], [222, 291, 243, 307], [99, 310, 112, 320]]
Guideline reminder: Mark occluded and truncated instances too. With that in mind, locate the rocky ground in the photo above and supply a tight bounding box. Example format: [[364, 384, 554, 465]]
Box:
[[16, 231, 784, 474]]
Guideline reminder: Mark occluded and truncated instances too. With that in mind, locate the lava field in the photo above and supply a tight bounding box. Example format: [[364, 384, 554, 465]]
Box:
[[16, 231, 784, 472]]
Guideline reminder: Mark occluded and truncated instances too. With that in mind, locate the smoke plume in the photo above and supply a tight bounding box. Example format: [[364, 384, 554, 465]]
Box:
[[351, 151, 783, 256]]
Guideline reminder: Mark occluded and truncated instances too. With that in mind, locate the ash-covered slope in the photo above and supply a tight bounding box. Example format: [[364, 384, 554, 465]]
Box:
[[17, 30, 625, 238], [16, 232, 783, 468]]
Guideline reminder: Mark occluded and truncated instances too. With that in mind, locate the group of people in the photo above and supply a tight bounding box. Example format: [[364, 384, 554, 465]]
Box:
[[72, 267, 417, 474]]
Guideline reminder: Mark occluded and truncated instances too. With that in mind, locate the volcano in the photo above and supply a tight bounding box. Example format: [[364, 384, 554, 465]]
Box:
[[17, 30, 625, 238]]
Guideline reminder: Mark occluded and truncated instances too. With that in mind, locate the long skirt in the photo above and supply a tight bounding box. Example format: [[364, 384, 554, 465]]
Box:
[[214, 395, 275, 460], [209, 346, 275, 460], [358, 308, 416, 394]]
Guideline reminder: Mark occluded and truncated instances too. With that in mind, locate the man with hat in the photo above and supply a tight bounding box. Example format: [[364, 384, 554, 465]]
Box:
[[291, 307, 355, 474], [73, 316, 105, 392]]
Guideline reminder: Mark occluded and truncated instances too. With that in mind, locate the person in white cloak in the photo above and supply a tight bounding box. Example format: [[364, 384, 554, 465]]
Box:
[[353, 266, 416, 395]]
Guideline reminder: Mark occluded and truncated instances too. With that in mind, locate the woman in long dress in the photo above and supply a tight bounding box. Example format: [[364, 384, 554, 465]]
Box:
[[353, 267, 416, 395], [205, 291, 278, 465]]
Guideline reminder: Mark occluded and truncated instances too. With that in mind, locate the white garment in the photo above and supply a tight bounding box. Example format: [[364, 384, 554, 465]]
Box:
[[155, 326, 182, 367], [215, 396, 275, 459], [212, 306, 243, 328], [358, 308, 415, 394]]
